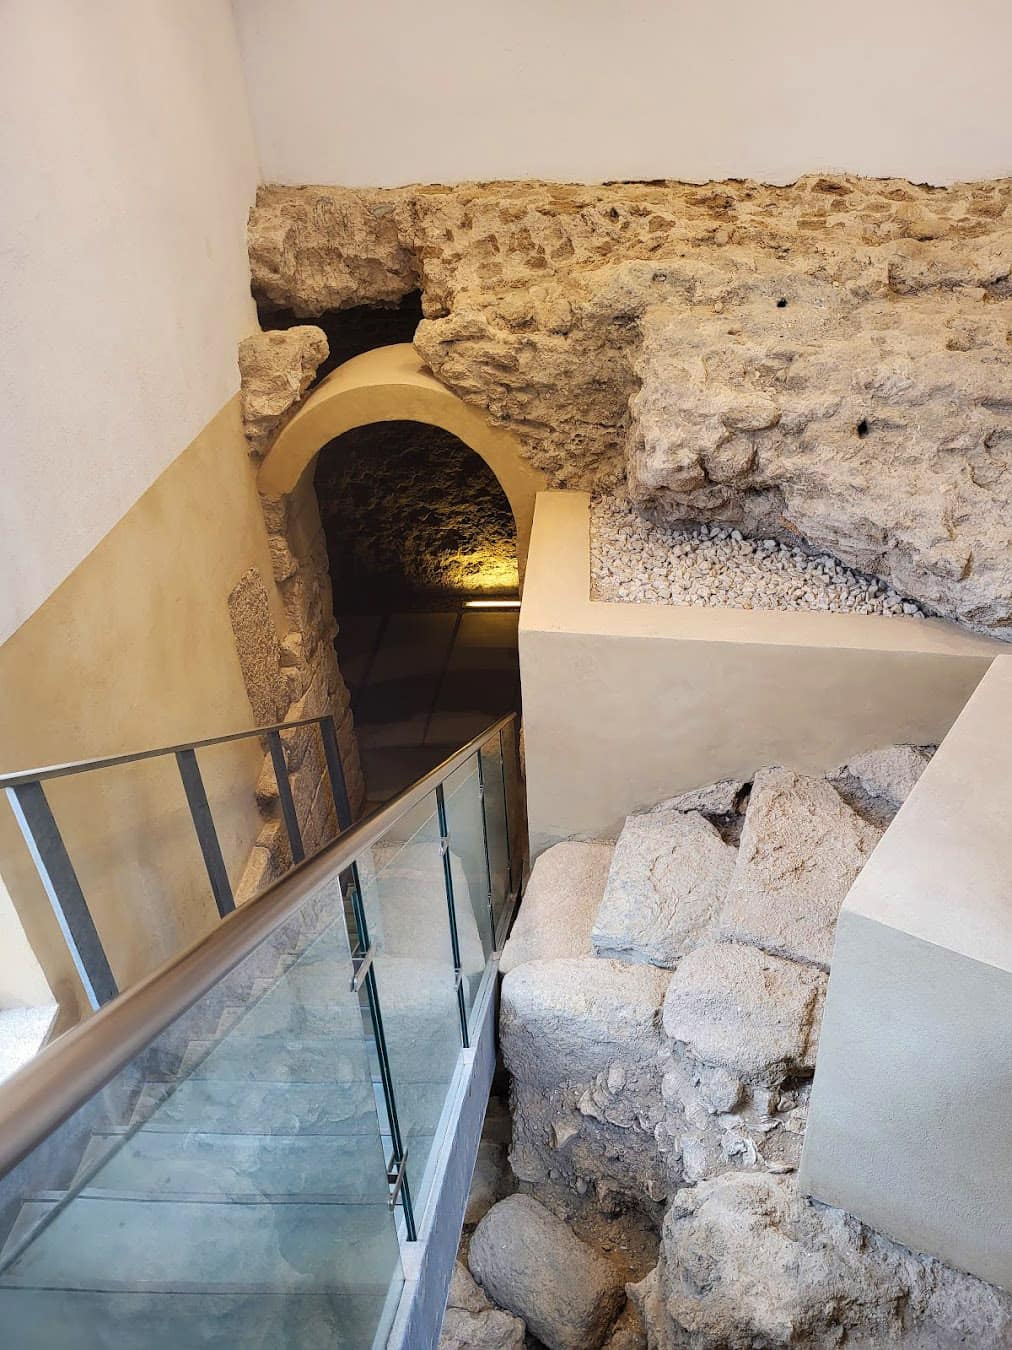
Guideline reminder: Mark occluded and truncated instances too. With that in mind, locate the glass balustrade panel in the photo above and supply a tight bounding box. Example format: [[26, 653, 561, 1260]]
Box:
[[0, 873, 403, 1350], [478, 732, 512, 942], [442, 756, 496, 1032], [356, 790, 463, 1220]]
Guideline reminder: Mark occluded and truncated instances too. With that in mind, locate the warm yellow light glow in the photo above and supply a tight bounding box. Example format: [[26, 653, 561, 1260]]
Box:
[[464, 599, 521, 610]]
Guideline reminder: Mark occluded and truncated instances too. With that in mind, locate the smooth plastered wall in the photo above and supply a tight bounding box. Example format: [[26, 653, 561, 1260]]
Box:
[[801, 657, 1012, 1291], [520, 493, 1000, 854], [0, 399, 288, 1027], [0, 1, 260, 644], [233, 0, 1012, 186]]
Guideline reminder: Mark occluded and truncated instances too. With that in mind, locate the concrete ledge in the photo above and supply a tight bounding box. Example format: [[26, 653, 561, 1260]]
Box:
[[519, 491, 1000, 852], [800, 656, 1012, 1291]]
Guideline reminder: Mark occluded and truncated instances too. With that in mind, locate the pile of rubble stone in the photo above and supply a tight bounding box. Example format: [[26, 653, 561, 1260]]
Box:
[[440, 746, 1012, 1349], [591, 492, 924, 619]]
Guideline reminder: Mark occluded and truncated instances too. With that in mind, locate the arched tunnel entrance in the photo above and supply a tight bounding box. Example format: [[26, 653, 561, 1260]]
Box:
[[315, 419, 522, 809], [256, 343, 547, 817]]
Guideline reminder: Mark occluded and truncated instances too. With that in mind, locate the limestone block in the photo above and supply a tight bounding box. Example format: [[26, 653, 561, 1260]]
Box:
[[501, 959, 670, 1090], [266, 530, 299, 584], [279, 632, 305, 669], [650, 778, 748, 817], [592, 810, 736, 967], [832, 744, 932, 809], [236, 818, 295, 904], [308, 773, 339, 849], [628, 291, 1012, 636], [440, 1260, 526, 1350], [234, 840, 274, 906], [255, 753, 279, 812], [226, 568, 288, 727], [238, 326, 328, 457], [248, 185, 419, 315], [449, 1261, 493, 1315], [439, 1300, 526, 1348], [469, 1194, 624, 1350], [500, 841, 613, 974], [258, 492, 290, 536], [662, 942, 826, 1084], [629, 1172, 1012, 1349], [719, 769, 881, 969]]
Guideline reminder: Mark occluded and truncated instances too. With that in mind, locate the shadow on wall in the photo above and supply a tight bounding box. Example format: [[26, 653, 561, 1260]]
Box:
[[314, 421, 521, 809], [258, 292, 423, 387]]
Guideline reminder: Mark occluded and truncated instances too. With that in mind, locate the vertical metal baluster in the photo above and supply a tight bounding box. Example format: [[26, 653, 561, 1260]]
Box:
[[475, 747, 497, 950], [319, 715, 352, 833], [267, 730, 305, 865], [175, 749, 235, 917], [345, 861, 417, 1239], [436, 783, 470, 1049], [5, 781, 118, 1009]]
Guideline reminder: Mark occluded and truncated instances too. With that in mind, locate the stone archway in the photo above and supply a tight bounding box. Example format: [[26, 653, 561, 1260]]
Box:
[[242, 344, 545, 856], [258, 344, 546, 577]]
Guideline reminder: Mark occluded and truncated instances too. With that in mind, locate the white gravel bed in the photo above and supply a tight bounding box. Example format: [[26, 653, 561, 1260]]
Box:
[[591, 494, 925, 618]]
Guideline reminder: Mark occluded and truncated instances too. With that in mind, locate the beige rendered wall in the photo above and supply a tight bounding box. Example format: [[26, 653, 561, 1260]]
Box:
[[800, 657, 1012, 1292], [520, 493, 1000, 854], [0, 877, 51, 1009], [233, 0, 1012, 185], [0, 400, 287, 1028], [0, 1, 259, 644]]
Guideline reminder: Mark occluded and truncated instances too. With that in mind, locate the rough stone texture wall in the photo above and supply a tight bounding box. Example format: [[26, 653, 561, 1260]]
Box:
[[230, 319, 369, 902], [238, 325, 329, 458], [249, 178, 1012, 635], [485, 747, 1012, 1346], [315, 420, 518, 601], [226, 568, 289, 725], [227, 521, 365, 905]]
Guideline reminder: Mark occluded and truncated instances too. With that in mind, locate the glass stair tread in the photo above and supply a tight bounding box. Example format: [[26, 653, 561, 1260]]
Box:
[[176, 1036, 372, 1084], [0, 1196, 400, 1294], [72, 1131, 391, 1204], [0, 1287, 391, 1350], [211, 988, 367, 1040], [130, 1080, 382, 1136]]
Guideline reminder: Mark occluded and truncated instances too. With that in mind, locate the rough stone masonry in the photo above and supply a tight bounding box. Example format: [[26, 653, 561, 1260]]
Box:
[[448, 746, 1012, 1349], [248, 176, 1012, 636]]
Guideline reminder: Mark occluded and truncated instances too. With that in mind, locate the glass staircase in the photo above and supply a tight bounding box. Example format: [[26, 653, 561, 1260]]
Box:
[[0, 716, 521, 1349]]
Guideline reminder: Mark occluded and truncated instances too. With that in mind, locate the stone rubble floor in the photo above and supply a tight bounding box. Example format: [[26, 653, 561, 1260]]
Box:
[[591, 493, 925, 618], [441, 745, 1012, 1349]]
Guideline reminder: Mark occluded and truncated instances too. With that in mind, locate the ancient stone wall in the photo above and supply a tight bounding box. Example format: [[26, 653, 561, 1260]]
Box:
[[249, 177, 1012, 636], [459, 749, 1012, 1347], [230, 328, 367, 899]]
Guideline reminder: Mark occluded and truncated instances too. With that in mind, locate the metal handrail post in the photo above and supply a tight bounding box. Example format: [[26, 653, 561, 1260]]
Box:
[[4, 782, 118, 1010], [267, 729, 305, 865], [344, 862, 417, 1238], [435, 782, 470, 1049], [319, 714, 352, 833], [175, 749, 236, 918]]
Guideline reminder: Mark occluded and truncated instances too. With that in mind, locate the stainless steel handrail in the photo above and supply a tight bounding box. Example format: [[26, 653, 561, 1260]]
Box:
[[0, 712, 518, 1180], [0, 715, 333, 788]]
